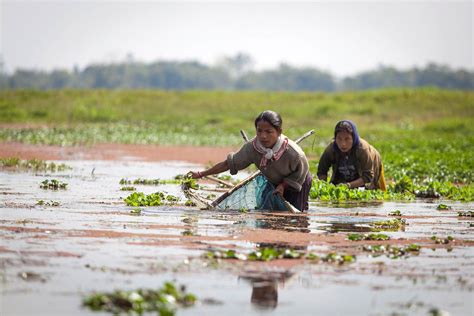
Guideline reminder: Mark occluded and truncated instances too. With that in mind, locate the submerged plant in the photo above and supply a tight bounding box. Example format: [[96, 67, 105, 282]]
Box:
[[40, 179, 68, 190], [82, 281, 197, 315]]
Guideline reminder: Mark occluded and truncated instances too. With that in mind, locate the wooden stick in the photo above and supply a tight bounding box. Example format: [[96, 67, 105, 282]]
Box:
[[211, 130, 315, 208], [203, 175, 234, 188], [240, 130, 249, 142]]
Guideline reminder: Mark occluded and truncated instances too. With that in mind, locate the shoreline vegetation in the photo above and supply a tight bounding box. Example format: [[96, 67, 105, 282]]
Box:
[[1, 88, 473, 201]]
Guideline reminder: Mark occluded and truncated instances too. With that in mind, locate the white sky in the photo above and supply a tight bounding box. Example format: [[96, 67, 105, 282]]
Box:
[[1, 0, 473, 76]]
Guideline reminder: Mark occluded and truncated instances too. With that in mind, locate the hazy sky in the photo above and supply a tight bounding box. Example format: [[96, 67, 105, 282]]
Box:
[[1, 0, 472, 76]]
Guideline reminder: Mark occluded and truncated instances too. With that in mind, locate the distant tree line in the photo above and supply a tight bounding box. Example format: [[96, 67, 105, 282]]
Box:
[[0, 54, 472, 91]]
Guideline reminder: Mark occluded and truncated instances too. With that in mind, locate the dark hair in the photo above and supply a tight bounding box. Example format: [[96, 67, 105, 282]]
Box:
[[334, 120, 354, 136], [254, 110, 283, 130]]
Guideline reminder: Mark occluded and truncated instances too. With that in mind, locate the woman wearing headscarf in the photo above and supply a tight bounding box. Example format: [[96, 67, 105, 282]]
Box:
[[317, 120, 386, 190]]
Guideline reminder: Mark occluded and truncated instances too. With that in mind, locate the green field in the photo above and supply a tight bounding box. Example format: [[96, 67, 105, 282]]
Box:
[[1, 88, 473, 200]]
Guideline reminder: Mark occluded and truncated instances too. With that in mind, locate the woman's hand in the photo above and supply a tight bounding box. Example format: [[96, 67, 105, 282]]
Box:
[[273, 182, 286, 196], [187, 171, 203, 179]]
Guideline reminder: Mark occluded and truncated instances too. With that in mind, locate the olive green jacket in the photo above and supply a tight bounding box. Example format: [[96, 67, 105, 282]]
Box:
[[317, 138, 383, 189]]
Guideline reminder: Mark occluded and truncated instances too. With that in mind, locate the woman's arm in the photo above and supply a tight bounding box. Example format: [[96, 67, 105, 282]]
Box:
[[188, 160, 229, 179], [317, 144, 334, 181], [346, 177, 365, 189]]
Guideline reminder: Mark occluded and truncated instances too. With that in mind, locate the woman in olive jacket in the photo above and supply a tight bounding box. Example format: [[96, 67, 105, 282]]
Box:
[[317, 120, 386, 190]]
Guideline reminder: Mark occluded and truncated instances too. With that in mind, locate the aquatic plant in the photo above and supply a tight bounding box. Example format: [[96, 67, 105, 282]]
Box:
[[82, 281, 197, 315], [370, 218, 406, 231], [124, 192, 164, 207], [321, 253, 356, 265], [120, 186, 136, 191], [362, 244, 421, 259], [130, 208, 142, 215], [431, 235, 454, 244], [204, 248, 355, 264], [310, 180, 413, 202], [247, 248, 303, 261], [123, 192, 181, 207], [36, 200, 60, 207], [347, 233, 390, 241], [436, 204, 452, 210], [184, 200, 196, 207], [40, 179, 68, 190], [458, 211, 474, 217], [120, 178, 182, 186], [388, 210, 402, 216], [1, 157, 71, 172]]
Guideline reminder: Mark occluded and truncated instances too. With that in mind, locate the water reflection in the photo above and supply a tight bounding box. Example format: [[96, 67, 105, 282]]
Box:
[[236, 214, 310, 233], [240, 269, 294, 311]]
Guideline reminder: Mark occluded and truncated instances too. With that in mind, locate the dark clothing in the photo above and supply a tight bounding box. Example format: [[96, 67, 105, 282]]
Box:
[[317, 138, 385, 190], [336, 153, 358, 183], [284, 172, 312, 211]]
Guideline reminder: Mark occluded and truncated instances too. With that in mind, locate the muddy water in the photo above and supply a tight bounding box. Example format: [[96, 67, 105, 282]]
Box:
[[1, 161, 473, 316]]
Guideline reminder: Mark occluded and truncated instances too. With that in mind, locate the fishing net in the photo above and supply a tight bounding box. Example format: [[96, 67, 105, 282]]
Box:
[[215, 174, 291, 211]]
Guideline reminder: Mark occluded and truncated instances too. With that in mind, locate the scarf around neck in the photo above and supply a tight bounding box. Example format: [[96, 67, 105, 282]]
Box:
[[252, 135, 289, 168]]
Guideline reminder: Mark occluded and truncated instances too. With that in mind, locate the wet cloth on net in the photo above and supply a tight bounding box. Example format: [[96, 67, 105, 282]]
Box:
[[216, 174, 290, 211]]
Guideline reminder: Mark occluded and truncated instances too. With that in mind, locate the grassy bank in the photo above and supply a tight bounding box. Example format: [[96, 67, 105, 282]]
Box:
[[1, 88, 473, 194]]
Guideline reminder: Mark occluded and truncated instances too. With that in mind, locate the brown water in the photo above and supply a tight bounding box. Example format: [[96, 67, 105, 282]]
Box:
[[1, 160, 473, 315]]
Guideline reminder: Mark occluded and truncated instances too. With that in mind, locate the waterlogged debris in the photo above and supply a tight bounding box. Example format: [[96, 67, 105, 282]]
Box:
[[363, 244, 421, 259], [347, 233, 390, 241], [370, 218, 406, 231], [431, 235, 454, 244], [120, 186, 136, 191], [40, 179, 68, 190], [124, 192, 180, 207], [181, 229, 196, 236], [0, 157, 71, 172], [388, 210, 402, 216], [36, 200, 60, 207], [82, 281, 197, 315], [130, 208, 142, 215], [18, 271, 46, 282], [436, 204, 452, 210], [458, 211, 474, 217]]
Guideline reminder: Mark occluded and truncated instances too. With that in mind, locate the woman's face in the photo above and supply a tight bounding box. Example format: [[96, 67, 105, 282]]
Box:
[[335, 131, 353, 153], [256, 120, 281, 148]]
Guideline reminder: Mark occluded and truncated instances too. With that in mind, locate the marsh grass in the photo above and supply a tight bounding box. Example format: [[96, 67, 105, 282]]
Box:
[[1, 89, 473, 200]]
